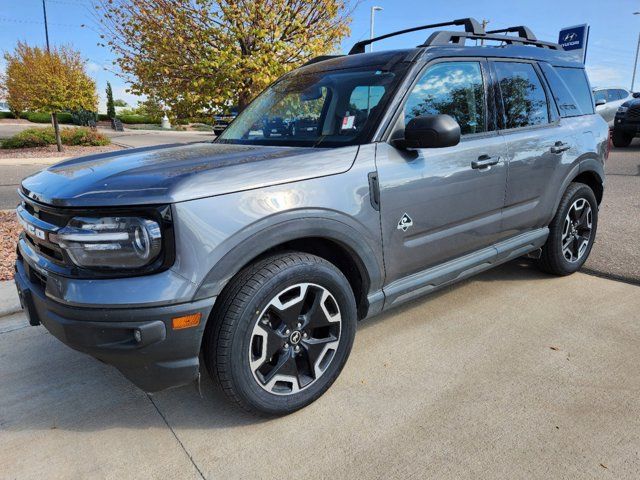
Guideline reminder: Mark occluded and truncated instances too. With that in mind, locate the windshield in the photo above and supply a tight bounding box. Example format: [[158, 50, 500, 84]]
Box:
[[217, 67, 401, 148]]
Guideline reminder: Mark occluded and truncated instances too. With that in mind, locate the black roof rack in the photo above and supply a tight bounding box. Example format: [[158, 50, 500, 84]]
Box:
[[421, 30, 562, 50], [486, 26, 537, 41], [348, 18, 484, 55]]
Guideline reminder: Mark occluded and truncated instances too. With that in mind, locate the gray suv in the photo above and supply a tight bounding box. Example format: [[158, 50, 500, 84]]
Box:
[[14, 19, 608, 415]]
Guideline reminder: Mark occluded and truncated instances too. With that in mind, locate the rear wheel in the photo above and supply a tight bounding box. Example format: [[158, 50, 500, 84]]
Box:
[[537, 182, 598, 276], [204, 252, 357, 416], [612, 130, 633, 148]]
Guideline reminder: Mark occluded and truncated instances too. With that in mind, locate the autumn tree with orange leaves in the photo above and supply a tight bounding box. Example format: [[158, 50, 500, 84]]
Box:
[[96, 0, 356, 117]]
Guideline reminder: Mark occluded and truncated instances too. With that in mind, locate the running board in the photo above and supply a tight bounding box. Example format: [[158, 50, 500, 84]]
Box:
[[383, 228, 549, 308]]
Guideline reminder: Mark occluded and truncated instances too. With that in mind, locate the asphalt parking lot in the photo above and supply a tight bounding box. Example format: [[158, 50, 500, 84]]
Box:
[[1, 262, 639, 479]]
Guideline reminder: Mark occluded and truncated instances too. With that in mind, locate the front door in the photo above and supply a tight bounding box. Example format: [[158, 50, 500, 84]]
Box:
[[376, 60, 509, 286]]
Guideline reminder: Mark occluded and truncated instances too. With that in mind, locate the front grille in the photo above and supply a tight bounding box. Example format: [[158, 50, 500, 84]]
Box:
[[18, 194, 72, 268], [628, 105, 640, 121]]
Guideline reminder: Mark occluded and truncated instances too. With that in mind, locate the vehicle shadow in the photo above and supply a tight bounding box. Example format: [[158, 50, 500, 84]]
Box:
[[0, 258, 557, 434]]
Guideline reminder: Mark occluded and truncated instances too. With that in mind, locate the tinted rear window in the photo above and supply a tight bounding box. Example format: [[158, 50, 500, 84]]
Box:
[[494, 62, 549, 128], [555, 67, 594, 115]]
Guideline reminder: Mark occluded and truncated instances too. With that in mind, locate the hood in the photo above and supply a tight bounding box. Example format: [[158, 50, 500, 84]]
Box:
[[21, 142, 358, 207], [622, 98, 640, 108]]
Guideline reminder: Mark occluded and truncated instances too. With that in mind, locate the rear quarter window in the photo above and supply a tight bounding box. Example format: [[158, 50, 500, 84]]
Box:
[[539, 63, 582, 117], [554, 67, 595, 115]]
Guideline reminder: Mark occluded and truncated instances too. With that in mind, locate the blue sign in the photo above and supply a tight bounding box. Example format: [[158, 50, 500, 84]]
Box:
[[558, 24, 590, 63]]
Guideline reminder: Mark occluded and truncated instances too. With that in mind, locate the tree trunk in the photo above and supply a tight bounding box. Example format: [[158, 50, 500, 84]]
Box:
[[52, 112, 62, 152]]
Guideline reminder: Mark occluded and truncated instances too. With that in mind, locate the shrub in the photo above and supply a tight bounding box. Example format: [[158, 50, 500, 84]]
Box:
[[21, 112, 73, 124], [60, 127, 110, 146], [117, 114, 160, 124], [71, 109, 97, 126], [1, 128, 56, 148], [0, 112, 16, 119], [1, 127, 110, 148]]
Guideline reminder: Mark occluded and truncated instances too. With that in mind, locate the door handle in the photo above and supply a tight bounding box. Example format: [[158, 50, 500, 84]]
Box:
[[471, 155, 499, 169], [550, 141, 570, 154]]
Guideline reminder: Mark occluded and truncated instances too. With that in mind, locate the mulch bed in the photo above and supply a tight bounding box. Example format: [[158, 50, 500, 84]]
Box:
[[0, 210, 20, 281], [0, 144, 123, 160]]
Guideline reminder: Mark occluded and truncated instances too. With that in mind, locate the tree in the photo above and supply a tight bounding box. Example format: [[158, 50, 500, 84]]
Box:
[[96, 0, 355, 115], [106, 81, 116, 118], [113, 99, 128, 107], [2, 43, 97, 151]]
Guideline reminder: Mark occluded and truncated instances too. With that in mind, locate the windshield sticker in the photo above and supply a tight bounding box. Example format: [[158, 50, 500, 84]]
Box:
[[341, 115, 355, 130]]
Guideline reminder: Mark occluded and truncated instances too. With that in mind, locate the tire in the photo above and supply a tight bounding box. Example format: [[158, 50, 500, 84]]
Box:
[[203, 252, 357, 416], [537, 182, 598, 276], [612, 130, 633, 148]]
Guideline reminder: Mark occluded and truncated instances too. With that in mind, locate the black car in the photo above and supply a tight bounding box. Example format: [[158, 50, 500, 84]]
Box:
[[612, 96, 640, 147], [262, 116, 291, 137], [212, 111, 238, 136]]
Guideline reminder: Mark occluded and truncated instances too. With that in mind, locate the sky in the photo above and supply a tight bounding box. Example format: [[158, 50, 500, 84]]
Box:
[[1, 0, 639, 112]]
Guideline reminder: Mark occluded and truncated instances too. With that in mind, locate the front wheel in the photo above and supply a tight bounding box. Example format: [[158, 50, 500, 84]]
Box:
[[612, 130, 633, 148], [204, 252, 357, 416], [537, 182, 598, 276]]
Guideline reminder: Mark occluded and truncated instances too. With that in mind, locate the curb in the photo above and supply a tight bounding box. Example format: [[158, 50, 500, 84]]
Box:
[[0, 280, 21, 318]]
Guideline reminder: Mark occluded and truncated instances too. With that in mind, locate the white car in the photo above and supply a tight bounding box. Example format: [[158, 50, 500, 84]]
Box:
[[593, 87, 634, 127]]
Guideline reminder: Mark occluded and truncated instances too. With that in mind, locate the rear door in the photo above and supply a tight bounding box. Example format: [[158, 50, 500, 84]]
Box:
[[376, 59, 509, 285], [491, 60, 579, 234]]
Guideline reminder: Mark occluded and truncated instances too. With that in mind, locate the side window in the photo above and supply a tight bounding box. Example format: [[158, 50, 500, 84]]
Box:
[[539, 62, 581, 117], [614, 89, 629, 100], [494, 62, 549, 128], [606, 90, 620, 102], [555, 67, 594, 114], [404, 61, 486, 135]]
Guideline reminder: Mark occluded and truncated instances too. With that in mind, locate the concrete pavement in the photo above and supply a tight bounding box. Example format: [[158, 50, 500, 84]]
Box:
[[1, 262, 639, 479]]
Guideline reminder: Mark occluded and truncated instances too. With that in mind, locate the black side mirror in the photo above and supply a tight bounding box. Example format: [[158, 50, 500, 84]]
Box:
[[393, 114, 461, 150], [595, 98, 607, 106]]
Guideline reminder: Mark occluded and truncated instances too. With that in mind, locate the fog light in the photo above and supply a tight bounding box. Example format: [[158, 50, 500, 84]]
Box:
[[133, 329, 142, 343], [172, 313, 201, 330]]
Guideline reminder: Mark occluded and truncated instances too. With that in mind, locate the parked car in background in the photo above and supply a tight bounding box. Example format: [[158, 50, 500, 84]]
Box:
[[14, 18, 608, 416], [290, 116, 319, 137], [262, 116, 291, 137], [612, 95, 640, 147], [212, 109, 238, 136], [593, 87, 634, 127]]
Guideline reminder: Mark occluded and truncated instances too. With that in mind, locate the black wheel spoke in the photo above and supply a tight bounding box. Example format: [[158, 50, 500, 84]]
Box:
[[302, 337, 336, 368], [303, 289, 333, 330], [577, 206, 590, 228], [262, 350, 298, 384]]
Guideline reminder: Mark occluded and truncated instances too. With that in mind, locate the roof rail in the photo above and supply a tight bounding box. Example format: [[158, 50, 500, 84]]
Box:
[[421, 31, 562, 50], [303, 55, 343, 66], [348, 18, 484, 55], [486, 25, 537, 41]]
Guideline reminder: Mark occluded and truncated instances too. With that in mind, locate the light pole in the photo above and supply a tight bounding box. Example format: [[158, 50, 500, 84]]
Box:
[[369, 6, 383, 52], [631, 12, 640, 92], [42, 0, 50, 52]]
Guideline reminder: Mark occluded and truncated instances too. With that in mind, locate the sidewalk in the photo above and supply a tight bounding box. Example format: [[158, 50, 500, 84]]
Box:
[[0, 280, 20, 317]]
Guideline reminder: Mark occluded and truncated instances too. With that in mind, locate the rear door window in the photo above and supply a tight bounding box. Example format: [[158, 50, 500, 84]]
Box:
[[493, 62, 549, 129], [555, 67, 594, 114]]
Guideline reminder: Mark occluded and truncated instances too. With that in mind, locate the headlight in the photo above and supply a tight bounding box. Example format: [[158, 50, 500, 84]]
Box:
[[51, 216, 162, 269], [617, 106, 629, 114]]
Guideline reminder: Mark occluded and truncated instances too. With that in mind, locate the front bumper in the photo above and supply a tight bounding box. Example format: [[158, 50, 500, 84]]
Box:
[[614, 118, 640, 135], [14, 258, 216, 392]]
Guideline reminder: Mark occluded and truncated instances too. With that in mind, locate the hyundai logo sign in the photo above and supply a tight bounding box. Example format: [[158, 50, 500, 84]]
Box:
[[558, 24, 590, 63]]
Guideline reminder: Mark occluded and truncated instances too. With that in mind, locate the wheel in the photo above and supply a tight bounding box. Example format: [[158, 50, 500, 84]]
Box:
[[537, 182, 598, 276], [612, 130, 633, 148], [204, 252, 357, 416]]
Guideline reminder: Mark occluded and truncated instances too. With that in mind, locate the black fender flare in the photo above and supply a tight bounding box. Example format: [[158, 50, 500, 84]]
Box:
[[193, 213, 385, 305]]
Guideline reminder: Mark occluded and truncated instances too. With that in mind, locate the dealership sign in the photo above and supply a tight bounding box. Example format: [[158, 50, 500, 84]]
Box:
[[558, 24, 590, 63]]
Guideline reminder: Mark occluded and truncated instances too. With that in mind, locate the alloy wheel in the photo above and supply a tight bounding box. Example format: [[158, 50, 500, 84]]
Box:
[[561, 198, 593, 263], [249, 283, 341, 395]]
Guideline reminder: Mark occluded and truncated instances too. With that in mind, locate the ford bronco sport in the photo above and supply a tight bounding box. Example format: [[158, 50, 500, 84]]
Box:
[[14, 19, 608, 415]]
